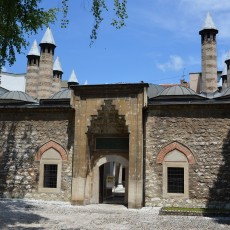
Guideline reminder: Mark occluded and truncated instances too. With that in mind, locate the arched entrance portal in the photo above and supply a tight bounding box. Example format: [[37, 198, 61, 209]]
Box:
[[91, 155, 128, 205]]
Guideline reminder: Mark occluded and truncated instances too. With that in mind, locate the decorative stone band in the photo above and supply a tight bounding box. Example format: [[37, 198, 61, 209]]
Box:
[[156, 141, 196, 164], [35, 140, 68, 161]]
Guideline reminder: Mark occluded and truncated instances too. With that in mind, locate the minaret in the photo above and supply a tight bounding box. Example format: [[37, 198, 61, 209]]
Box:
[[52, 56, 63, 95], [199, 12, 218, 93], [225, 52, 230, 88], [25, 40, 40, 98], [68, 70, 79, 87], [37, 28, 56, 99]]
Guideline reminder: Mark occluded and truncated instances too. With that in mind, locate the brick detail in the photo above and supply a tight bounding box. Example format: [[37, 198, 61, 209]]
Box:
[[156, 142, 195, 164], [35, 140, 68, 161]]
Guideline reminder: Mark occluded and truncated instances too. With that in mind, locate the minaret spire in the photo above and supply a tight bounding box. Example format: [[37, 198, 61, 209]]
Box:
[[199, 13, 218, 93], [202, 12, 217, 30], [25, 40, 40, 98], [52, 56, 63, 95], [37, 28, 56, 99]]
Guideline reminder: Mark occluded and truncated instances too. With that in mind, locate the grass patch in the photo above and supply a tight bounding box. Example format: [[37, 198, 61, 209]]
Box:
[[161, 207, 230, 214]]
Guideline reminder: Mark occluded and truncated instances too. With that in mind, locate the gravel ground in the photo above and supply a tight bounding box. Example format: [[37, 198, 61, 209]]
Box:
[[0, 199, 229, 229]]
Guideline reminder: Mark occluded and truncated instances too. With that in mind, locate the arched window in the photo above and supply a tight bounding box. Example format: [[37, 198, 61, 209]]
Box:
[[157, 142, 195, 198], [36, 141, 67, 193], [162, 149, 189, 198]]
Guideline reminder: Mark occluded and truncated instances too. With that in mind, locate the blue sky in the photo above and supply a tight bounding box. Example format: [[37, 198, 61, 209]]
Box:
[[5, 0, 230, 85]]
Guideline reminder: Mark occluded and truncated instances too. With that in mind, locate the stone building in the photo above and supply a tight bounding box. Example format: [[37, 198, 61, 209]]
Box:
[[0, 13, 229, 209], [25, 28, 64, 99]]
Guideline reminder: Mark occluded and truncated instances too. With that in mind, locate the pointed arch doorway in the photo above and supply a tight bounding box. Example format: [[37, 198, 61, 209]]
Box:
[[91, 155, 129, 205]]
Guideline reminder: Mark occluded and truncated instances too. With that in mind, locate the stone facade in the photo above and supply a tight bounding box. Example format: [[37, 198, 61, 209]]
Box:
[[145, 104, 230, 208], [0, 14, 229, 210], [0, 107, 74, 201], [70, 83, 148, 209]]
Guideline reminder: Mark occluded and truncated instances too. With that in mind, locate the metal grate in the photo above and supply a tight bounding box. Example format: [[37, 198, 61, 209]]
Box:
[[44, 164, 57, 188], [167, 167, 184, 193]]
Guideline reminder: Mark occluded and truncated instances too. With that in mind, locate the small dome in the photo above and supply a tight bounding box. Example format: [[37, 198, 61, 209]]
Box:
[[49, 89, 71, 99], [147, 84, 165, 98], [157, 86, 197, 96], [0, 86, 9, 96], [200, 91, 222, 99], [0, 91, 37, 103]]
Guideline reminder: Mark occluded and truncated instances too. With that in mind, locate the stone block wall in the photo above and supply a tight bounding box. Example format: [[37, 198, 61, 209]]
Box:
[[0, 108, 74, 201], [145, 104, 230, 208]]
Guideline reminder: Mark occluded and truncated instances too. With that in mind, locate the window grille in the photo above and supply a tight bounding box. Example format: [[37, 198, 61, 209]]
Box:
[[167, 167, 184, 193], [44, 164, 58, 188]]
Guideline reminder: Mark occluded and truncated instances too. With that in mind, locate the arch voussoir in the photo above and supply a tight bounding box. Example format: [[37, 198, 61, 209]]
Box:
[[35, 140, 68, 161], [156, 141, 195, 164]]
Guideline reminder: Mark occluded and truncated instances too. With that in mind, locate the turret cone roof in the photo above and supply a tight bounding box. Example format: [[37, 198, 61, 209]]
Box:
[[28, 40, 40, 56], [68, 70, 79, 83], [53, 56, 63, 72], [202, 12, 217, 30], [40, 28, 56, 45]]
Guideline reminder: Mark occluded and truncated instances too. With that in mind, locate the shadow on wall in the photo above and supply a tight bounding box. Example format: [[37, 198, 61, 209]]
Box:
[[0, 122, 36, 198], [205, 128, 230, 224], [0, 199, 47, 229]]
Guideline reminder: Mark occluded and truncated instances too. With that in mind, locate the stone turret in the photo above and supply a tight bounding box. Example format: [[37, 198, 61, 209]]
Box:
[[37, 28, 56, 99], [25, 40, 40, 98], [199, 12, 218, 93], [52, 56, 63, 95], [68, 70, 79, 88]]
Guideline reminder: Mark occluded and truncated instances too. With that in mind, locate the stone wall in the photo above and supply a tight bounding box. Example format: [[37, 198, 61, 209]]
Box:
[[0, 107, 74, 201], [145, 104, 230, 209]]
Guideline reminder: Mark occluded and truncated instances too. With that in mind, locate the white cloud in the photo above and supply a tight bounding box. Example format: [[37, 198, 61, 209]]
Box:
[[131, 0, 230, 39], [157, 55, 184, 72], [180, 0, 230, 12]]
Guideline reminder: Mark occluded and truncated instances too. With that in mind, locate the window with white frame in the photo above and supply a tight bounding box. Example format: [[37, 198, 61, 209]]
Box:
[[163, 149, 189, 198], [38, 148, 62, 193]]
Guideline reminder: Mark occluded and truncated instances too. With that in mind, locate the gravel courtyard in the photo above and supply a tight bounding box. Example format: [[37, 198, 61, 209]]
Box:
[[0, 199, 229, 229]]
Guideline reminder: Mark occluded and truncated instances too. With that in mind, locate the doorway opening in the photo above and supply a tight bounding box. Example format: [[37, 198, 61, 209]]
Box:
[[99, 162, 127, 205]]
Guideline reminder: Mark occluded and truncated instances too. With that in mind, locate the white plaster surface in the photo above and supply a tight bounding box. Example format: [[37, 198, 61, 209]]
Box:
[[1, 73, 26, 91]]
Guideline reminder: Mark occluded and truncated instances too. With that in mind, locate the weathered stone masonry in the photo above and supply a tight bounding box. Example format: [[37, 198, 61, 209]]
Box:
[[145, 104, 230, 208], [0, 107, 74, 201]]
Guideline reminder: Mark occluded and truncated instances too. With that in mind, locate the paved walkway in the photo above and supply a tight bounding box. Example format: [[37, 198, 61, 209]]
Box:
[[0, 199, 229, 229]]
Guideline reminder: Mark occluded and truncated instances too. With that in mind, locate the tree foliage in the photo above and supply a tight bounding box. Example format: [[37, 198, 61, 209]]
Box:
[[0, 0, 128, 68], [0, 0, 56, 68], [90, 0, 128, 45]]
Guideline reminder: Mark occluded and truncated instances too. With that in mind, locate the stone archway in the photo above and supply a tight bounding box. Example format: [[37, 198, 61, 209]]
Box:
[[71, 83, 147, 208], [90, 155, 129, 204]]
